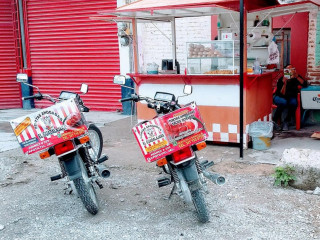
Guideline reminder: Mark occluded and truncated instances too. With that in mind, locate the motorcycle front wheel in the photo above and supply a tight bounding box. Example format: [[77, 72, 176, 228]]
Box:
[[191, 189, 210, 223], [73, 178, 99, 215], [73, 158, 99, 215], [87, 124, 103, 161]]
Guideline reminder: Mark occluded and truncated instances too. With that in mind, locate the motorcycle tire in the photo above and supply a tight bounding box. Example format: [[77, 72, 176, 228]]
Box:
[[88, 124, 103, 161], [191, 189, 210, 223], [73, 177, 99, 215]]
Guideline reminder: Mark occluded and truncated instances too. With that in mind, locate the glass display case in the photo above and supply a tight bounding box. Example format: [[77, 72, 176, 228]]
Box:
[[187, 40, 240, 75]]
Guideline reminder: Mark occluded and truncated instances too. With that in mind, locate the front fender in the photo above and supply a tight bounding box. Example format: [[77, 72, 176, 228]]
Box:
[[176, 160, 201, 192], [60, 153, 83, 180]]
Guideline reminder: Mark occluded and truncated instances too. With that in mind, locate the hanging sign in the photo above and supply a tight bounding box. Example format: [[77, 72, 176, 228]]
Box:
[[267, 41, 280, 64], [132, 102, 208, 163], [10, 99, 88, 155]]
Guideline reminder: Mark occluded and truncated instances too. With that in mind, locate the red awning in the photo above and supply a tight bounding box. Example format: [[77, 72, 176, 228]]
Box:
[[100, 0, 320, 21], [114, 0, 280, 12], [115, 0, 237, 11], [100, 0, 280, 21], [99, 0, 319, 22]]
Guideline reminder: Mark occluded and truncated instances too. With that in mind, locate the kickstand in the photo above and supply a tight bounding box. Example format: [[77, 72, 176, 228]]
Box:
[[168, 184, 177, 199]]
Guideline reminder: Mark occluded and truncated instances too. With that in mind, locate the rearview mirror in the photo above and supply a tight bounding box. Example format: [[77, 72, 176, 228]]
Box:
[[16, 73, 28, 83], [113, 75, 126, 85], [183, 85, 192, 95], [80, 83, 88, 94]]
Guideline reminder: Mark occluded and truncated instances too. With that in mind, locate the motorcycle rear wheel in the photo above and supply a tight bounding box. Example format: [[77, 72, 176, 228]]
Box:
[[88, 124, 103, 161], [191, 189, 210, 223]]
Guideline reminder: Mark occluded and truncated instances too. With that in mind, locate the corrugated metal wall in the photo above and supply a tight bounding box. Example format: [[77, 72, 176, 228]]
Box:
[[25, 0, 121, 111], [0, 0, 21, 109]]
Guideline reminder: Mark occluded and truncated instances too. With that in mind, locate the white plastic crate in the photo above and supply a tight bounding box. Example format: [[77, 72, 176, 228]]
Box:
[[301, 86, 320, 109]]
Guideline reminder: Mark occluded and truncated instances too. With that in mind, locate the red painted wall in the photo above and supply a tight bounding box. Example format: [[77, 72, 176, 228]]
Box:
[[0, 0, 22, 109], [211, 15, 218, 40], [273, 12, 309, 78], [245, 74, 273, 124], [24, 0, 121, 112]]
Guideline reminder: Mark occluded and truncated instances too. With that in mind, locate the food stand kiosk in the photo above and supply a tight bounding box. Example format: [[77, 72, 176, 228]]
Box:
[[100, 0, 319, 149]]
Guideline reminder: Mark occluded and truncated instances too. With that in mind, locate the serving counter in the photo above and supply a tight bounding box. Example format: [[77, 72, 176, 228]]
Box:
[[129, 72, 278, 147]]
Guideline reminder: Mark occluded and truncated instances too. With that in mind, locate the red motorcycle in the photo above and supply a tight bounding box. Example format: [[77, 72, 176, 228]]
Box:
[[11, 74, 110, 215], [114, 75, 225, 223]]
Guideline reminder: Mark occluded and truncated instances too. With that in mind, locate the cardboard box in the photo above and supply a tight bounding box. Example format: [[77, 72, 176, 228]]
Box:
[[10, 99, 87, 155], [132, 102, 208, 163]]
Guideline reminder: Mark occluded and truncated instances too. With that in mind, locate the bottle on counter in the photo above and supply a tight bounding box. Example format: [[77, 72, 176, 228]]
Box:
[[254, 15, 260, 27], [253, 58, 261, 74]]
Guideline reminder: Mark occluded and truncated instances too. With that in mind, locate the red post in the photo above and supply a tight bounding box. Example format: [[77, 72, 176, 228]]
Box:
[[296, 93, 301, 130]]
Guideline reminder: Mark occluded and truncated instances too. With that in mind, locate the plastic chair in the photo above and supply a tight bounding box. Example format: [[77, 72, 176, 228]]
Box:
[[272, 88, 301, 130]]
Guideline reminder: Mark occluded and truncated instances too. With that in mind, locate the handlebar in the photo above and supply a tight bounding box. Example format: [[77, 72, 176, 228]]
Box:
[[81, 105, 90, 112], [19, 82, 89, 111], [119, 94, 180, 114], [22, 95, 36, 100], [119, 97, 134, 103], [22, 93, 43, 101]]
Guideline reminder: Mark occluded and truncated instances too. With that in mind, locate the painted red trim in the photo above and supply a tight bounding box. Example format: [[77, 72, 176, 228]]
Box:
[[248, 1, 319, 13], [128, 72, 275, 86], [296, 92, 301, 130]]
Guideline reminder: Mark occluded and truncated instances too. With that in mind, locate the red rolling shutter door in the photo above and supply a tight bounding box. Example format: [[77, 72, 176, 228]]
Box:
[[25, 0, 121, 111], [0, 0, 21, 109]]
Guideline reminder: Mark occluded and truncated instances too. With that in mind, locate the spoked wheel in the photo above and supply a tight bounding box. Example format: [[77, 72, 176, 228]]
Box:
[[87, 124, 103, 161], [73, 157, 99, 215], [73, 178, 99, 215], [191, 189, 210, 223]]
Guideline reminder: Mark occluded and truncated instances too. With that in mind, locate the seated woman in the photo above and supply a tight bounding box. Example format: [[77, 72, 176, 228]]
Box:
[[273, 65, 308, 131]]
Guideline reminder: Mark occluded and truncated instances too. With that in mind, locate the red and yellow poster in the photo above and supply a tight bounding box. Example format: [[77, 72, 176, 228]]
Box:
[[132, 102, 208, 163], [10, 99, 87, 155]]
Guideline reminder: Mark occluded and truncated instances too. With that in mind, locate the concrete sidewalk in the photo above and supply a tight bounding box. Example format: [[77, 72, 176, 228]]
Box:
[[0, 108, 129, 153]]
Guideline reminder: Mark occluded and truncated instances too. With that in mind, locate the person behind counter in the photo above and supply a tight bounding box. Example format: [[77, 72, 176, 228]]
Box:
[[273, 65, 308, 131]]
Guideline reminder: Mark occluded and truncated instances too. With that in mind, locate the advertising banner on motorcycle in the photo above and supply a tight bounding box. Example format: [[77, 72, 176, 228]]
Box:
[[132, 102, 208, 163], [10, 99, 88, 155]]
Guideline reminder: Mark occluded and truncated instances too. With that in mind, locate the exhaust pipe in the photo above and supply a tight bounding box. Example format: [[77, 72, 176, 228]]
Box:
[[95, 164, 111, 178], [203, 171, 225, 185]]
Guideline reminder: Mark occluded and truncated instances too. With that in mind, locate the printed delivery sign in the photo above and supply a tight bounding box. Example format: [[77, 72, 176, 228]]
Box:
[[132, 102, 208, 163], [10, 99, 87, 155]]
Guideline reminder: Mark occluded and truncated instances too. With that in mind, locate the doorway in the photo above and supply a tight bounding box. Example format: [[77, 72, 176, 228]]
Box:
[[273, 28, 291, 69]]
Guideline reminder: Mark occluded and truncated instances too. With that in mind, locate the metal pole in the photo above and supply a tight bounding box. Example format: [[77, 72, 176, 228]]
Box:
[[132, 19, 139, 74], [239, 0, 244, 158], [18, 0, 27, 68], [171, 18, 177, 71]]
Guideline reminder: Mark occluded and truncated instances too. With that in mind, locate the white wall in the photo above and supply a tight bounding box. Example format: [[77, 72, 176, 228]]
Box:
[[116, 0, 212, 74], [137, 16, 212, 73]]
